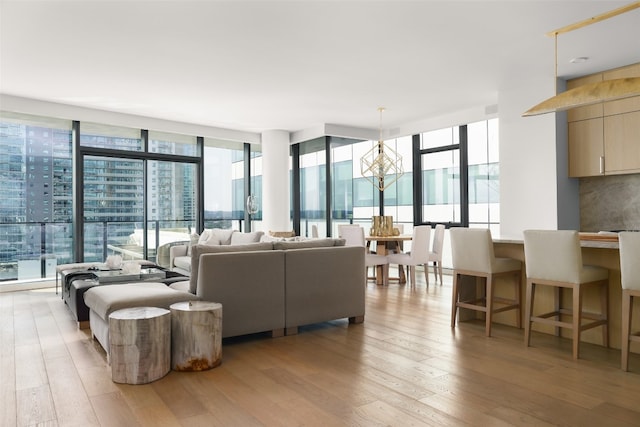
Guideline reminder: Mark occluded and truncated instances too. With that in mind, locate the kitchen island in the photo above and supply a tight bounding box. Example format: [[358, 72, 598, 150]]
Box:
[[486, 234, 638, 354]]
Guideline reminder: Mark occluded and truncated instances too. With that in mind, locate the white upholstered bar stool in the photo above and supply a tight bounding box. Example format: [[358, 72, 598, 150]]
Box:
[[618, 231, 640, 371], [450, 228, 522, 337], [523, 230, 609, 360]]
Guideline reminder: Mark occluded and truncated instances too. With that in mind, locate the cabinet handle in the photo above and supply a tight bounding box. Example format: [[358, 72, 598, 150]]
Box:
[[599, 156, 605, 175]]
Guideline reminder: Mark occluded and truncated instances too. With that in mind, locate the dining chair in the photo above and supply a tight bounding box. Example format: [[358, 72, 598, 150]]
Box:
[[618, 231, 640, 371], [387, 225, 431, 287], [428, 224, 446, 285], [523, 230, 609, 359], [450, 228, 522, 337], [340, 225, 389, 285]]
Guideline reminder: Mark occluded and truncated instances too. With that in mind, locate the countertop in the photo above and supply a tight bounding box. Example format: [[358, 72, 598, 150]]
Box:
[[493, 234, 619, 250]]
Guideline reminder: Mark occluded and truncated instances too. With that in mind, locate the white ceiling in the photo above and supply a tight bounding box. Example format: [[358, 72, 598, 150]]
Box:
[[1, 0, 639, 136]]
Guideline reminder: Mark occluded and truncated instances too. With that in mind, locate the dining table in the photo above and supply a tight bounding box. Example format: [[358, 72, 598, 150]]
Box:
[[365, 235, 412, 285]]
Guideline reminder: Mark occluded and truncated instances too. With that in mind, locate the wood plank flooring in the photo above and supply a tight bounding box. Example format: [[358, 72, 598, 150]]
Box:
[[2, 271, 640, 426]]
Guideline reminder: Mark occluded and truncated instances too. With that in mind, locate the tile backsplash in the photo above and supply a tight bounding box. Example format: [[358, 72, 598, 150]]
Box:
[[580, 174, 640, 232]]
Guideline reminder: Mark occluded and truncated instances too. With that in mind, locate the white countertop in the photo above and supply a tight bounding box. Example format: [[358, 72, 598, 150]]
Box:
[[493, 235, 619, 249]]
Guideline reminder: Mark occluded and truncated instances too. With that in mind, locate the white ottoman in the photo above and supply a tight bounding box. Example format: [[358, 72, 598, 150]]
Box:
[[84, 282, 198, 359]]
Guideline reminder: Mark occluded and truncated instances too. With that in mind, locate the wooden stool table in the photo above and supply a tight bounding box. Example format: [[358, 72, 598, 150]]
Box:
[[109, 306, 171, 384], [170, 301, 222, 371]]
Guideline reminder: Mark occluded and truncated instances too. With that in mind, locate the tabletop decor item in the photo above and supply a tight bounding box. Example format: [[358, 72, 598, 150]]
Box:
[[105, 255, 123, 269], [370, 215, 395, 237]]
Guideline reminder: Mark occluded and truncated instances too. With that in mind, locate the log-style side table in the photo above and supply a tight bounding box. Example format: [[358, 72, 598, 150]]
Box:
[[109, 306, 171, 384], [170, 301, 222, 371]]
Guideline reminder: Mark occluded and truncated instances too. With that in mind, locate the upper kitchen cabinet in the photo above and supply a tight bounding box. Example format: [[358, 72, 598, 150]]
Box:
[[569, 118, 604, 177], [604, 110, 640, 175], [567, 62, 640, 178]]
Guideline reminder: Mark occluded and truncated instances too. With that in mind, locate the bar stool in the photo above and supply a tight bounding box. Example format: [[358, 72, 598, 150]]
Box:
[[450, 228, 522, 337], [523, 230, 609, 360], [619, 231, 640, 371]]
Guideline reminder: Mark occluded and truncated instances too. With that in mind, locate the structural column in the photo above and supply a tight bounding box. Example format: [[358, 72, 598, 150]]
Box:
[[261, 130, 291, 232]]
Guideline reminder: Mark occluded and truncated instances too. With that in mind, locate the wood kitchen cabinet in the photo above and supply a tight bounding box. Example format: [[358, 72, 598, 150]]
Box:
[[604, 110, 640, 175], [567, 62, 640, 178], [568, 118, 603, 177]]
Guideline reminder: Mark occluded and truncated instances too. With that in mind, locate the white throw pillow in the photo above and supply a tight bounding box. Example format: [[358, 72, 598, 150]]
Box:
[[230, 231, 265, 245], [211, 229, 235, 245]]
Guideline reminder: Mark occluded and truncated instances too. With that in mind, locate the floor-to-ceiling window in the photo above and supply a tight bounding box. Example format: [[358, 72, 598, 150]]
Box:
[[79, 123, 199, 267], [0, 112, 73, 282], [417, 118, 499, 232], [300, 137, 327, 237], [467, 118, 500, 235]]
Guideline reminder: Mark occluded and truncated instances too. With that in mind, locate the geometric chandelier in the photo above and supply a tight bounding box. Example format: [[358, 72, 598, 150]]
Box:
[[360, 107, 404, 191]]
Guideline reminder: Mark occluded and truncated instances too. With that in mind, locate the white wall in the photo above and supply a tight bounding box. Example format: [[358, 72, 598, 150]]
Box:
[[498, 75, 579, 238], [261, 130, 291, 232]]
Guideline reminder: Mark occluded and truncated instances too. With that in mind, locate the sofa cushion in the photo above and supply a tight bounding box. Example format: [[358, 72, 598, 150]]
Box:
[[84, 282, 197, 322], [173, 255, 191, 272], [189, 242, 274, 293], [230, 230, 265, 245], [272, 238, 345, 250]]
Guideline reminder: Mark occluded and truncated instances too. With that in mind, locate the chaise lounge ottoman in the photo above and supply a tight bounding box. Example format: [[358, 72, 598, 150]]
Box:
[[84, 282, 198, 360]]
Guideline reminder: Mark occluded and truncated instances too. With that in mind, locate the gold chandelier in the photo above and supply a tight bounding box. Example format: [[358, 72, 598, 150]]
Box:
[[523, 1, 640, 117], [360, 107, 404, 192]]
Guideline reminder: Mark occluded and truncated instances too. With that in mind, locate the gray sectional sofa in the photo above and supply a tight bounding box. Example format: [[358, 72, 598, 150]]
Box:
[[84, 233, 365, 350], [183, 237, 366, 338]]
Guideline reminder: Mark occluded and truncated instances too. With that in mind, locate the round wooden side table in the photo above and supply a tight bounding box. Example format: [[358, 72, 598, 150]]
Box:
[[170, 301, 223, 371], [109, 306, 171, 384]]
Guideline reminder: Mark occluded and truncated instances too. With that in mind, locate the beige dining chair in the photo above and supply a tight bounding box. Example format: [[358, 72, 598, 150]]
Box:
[[387, 225, 431, 287], [450, 227, 522, 337], [340, 225, 389, 285], [428, 224, 446, 285], [618, 231, 640, 371], [523, 229, 609, 360]]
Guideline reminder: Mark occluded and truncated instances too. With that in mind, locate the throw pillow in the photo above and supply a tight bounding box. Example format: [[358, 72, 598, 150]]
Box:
[[211, 228, 235, 245], [197, 229, 215, 245], [230, 230, 265, 245]]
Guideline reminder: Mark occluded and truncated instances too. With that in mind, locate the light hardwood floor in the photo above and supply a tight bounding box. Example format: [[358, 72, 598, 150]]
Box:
[[2, 272, 640, 427]]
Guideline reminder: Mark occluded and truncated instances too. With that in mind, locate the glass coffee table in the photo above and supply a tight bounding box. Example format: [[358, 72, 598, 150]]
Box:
[[92, 267, 166, 283]]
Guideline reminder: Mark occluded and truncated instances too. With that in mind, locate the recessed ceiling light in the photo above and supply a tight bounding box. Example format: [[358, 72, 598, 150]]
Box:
[[570, 57, 589, 64]]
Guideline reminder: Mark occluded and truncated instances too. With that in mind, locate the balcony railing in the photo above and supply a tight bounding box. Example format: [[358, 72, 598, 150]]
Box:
[[0, 219, 238, 283]]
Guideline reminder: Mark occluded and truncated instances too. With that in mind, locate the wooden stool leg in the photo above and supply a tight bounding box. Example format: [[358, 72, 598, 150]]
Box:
[[601, 281, 609, 348], [485, 276, 493, 337], [514, 271, 522, 329], [451, 272, 459, 328], [572, 285, 582, 360], [524, 280, 534, 347], [621, 291, 632, 371]]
